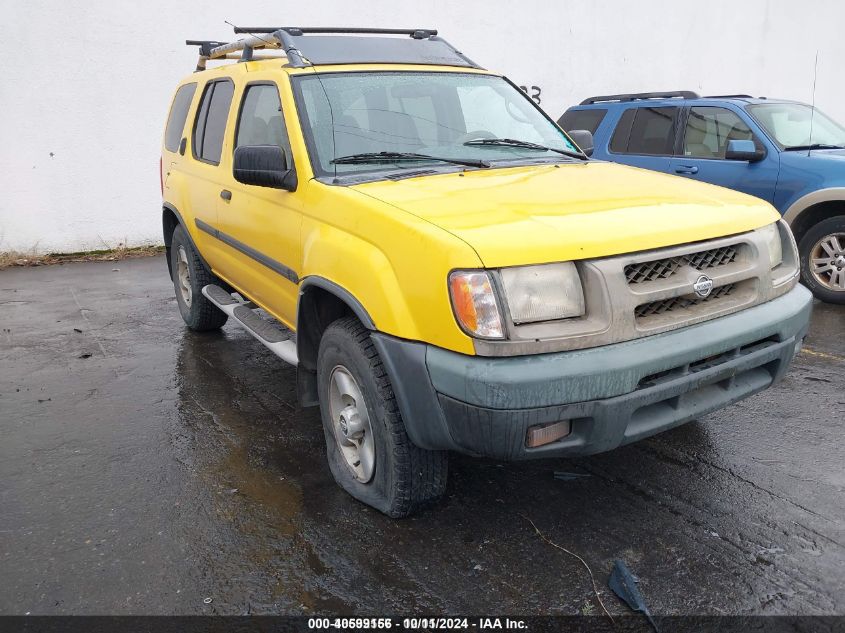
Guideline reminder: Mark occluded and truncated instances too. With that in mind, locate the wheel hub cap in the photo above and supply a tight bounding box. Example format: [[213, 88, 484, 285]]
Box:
[[339, 406, 365, 440], [328, 366, 375, 482], [810, 233, 845, 291]]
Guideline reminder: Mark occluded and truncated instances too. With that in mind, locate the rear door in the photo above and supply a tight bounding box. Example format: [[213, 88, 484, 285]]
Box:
[[179, 78, 236, 266], [670, 105, 778, 202], [606, 105, 679, 173]]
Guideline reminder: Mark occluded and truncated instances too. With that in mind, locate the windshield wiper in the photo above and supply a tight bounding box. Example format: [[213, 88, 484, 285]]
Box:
[[330, 151, 489, 168], [464, 137, 588, 160], [783, 143, 845, 151]]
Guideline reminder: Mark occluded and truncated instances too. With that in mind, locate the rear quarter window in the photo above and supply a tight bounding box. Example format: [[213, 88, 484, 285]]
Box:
[[164, 83, 197, 152], [558, 108, 607, 135]]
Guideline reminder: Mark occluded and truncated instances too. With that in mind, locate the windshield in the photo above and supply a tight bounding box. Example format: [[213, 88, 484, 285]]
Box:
[[748, 103, 845, 149], [292, 71, 579, 178]]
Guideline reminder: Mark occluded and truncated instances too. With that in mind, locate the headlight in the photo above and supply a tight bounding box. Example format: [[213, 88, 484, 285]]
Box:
[[501, 262, 585, 324], [759, 222, 783, 269], [449, 271, 504, 339]]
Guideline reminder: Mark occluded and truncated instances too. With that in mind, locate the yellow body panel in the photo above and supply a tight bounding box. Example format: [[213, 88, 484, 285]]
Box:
[[162, 59, 781, 356], [353, 161, 779, 268]]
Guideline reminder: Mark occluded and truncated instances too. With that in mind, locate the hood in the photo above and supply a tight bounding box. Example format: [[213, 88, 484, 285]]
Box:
[[780, 147, 845, 167], [352, 161, 778, 268]]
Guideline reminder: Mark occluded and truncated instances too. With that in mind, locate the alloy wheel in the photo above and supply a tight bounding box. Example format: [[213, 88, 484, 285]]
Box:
[[810, 232, 845, 292]]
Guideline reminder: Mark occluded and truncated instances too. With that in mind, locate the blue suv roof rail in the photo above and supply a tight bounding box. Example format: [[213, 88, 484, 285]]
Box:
[[704, 94, 763, 99], [580, 91, 700, 105]]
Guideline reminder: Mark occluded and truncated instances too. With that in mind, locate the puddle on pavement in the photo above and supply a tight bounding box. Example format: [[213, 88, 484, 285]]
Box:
[[171, 329, 358, 613]]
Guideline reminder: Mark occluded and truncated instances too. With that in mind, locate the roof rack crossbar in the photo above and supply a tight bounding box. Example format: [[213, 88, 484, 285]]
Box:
[[580, 91, 700, 105], [232, 27, 438, 39], [188, 30, 308, 71]]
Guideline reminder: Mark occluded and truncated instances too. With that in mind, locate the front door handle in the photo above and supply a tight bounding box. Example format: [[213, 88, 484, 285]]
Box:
[[220, 189, 232, 201], [674, 165, 699, 175]]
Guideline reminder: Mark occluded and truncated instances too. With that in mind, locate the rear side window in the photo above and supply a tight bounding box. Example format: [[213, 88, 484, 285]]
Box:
[[164, 83, 196, 152], [193, 80, 235, 164], [558, 108, 607, 135], [610, 106, 678, 155]]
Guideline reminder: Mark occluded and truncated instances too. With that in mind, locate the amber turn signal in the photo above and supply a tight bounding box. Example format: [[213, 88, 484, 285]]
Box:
[[525, 420, 572, 448]]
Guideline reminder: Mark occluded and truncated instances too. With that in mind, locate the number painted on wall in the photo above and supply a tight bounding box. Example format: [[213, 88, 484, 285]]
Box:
[[519, 85, 542, 105]]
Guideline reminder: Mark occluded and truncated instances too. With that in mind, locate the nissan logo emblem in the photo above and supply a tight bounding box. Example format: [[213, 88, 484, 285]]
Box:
[[693, 274, 714, 298]]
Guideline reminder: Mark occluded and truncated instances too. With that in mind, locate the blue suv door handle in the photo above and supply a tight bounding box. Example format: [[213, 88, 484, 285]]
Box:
[[674, 164, 699, 175]]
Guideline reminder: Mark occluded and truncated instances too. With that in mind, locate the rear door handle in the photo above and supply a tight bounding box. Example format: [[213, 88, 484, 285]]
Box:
[[674, 165, 699, 175], [220, 189, 232, 201]]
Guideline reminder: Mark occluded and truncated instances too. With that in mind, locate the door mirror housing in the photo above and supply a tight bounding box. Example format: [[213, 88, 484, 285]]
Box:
[[725, 139, 765, 162], [233, 145, 296, 191], [567, 129, 594, 156]]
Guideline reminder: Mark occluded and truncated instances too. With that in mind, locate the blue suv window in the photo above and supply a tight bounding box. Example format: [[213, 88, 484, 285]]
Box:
[[559, 109, 607, 135], [684, 107, 753, 158], [610, 107, 678, 155]]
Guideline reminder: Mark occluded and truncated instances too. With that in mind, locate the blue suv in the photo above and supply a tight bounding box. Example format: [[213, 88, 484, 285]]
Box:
[[560, 91, 845, 303]]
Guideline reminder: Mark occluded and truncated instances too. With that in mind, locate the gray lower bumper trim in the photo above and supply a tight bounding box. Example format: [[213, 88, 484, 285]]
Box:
[[427, 284, 813, 410], [373, 284, 812, 456]]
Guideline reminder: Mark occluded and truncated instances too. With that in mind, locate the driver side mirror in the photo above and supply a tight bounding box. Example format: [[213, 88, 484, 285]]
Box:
[[725, 139, 765, 163], [233, 145, 296, 191], [567, 129, 594, 157]]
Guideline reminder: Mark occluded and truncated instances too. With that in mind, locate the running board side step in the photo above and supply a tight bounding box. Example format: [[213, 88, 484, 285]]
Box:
[[202, 284, 298, 366]]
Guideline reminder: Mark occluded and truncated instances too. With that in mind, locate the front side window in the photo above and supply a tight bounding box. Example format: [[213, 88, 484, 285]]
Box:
[[748, 102, 845, 149], [292, 72, 579, 178], [235, 84, 291, 152], [610, 106, 678, 155], [684, 107, 754, 158], [192, 80, 235, 164]]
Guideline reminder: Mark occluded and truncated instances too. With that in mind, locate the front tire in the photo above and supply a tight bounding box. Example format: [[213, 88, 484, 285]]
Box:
[[798, 215, 845, 304], [170, 224, 229, 331], [317, 316, 448, 517]]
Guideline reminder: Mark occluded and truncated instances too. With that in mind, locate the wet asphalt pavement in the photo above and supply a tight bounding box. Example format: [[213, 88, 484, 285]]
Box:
[[0, 255, 843, 616]]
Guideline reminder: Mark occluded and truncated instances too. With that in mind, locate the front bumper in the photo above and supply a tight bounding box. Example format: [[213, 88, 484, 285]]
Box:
[[372, 284, 813, 460]]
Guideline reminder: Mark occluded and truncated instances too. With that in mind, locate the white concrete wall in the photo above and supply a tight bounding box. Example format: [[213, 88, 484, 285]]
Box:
[[2, 0, 843, 253]]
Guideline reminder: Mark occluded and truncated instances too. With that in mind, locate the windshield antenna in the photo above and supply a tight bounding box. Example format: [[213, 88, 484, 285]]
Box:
[[223, 20, 274, 48], [808, 50, 819, 157]]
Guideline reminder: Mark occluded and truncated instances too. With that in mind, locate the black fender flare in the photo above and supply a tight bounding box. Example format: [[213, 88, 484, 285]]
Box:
[[295, 277, 376, 407]]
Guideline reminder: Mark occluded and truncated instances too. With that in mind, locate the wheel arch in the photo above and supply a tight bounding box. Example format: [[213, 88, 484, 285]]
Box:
[[783, 188, 845, 244], [162, 203, 212, 279], [295, 277, 376, 407]]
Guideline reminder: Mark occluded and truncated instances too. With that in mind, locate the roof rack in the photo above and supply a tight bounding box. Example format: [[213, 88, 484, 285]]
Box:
[[186, 27, 480, 72], [580, 91, 700, 105]]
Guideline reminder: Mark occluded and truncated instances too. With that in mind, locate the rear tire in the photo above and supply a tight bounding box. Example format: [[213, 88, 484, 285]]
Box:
[[317, 316, 448, 518], [798, 215, 845, 304], [170, 224, 229, 331]]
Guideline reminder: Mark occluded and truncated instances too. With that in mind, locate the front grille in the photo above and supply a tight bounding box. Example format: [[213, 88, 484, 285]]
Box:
[[634, 283, 736, 319], [625, 244, 740, 285], [684, 245, 739, 270]]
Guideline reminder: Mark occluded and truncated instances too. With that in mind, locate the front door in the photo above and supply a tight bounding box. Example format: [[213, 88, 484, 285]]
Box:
[[215, 79, 303, 328], [670, 106, 778, 203]]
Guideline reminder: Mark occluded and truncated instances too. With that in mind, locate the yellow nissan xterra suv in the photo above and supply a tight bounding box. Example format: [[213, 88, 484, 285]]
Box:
[[162, 27, 812, 517]]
